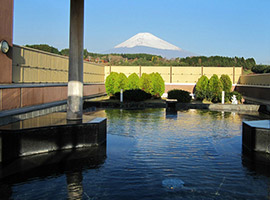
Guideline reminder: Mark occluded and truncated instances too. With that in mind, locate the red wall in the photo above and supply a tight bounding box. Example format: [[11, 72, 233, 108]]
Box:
[[0, 84, 106, 111], [0, 0, 13, 83]]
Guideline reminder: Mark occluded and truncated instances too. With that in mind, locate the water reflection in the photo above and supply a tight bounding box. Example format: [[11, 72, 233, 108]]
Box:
[[242, 148, 270, 177], [0, 112, 96, 130], [242, 149, 270, 200], [0, 145, 106, 200], [67, 172, 83, 200], [165, 109, 178, 119]]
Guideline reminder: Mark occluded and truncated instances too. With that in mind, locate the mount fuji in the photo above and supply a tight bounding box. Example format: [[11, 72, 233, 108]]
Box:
[[103, 32, 197, 59]]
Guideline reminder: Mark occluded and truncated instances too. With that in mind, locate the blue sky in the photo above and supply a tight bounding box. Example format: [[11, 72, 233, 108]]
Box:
[[14, 0, 270, 64]]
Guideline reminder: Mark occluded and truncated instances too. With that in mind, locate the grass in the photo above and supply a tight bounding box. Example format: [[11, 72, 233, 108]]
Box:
[[243, 69, 253, 75]]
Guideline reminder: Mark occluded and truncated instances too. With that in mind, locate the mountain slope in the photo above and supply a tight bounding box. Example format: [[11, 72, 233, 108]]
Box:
[[103, 32, 197, 58]]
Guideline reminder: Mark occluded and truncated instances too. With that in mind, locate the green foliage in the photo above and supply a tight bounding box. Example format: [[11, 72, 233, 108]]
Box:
[[25, 43, 258, 68], [149, 72, 165, 98], [251, 65, 270, 74], [123, 89, 152, 102], [105, 72, 119, 96], [26, 44, 60, 54], [167, 89, 191, 103], [117, 53, 162, 61], [195, 75, 209, 100], [179, 56, 255, 69], [127, 73, 140, 90], [114, 73, 128, 93], [208, 74, 223, 103], [60, 48, 69, 56], [139, 73, 153, 94], [107, 72, 165, 99], [230, 91, 243, 103], [220, 74, 232, 102]]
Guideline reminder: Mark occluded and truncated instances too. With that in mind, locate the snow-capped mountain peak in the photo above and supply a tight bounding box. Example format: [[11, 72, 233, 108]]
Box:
[[114, 32, 182, 51]]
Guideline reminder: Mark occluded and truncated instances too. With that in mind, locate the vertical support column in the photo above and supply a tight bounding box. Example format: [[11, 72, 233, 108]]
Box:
[[170, 66, 172, 83], [0, 89, 2, 111], [139, 66, 142, 78], [67, 0, 84, 120], [233, 65, 235, 84], [201, 66, 204, 76]]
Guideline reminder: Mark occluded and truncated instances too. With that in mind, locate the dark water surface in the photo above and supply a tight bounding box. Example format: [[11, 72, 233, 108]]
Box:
[[1, 109, 270, 200]]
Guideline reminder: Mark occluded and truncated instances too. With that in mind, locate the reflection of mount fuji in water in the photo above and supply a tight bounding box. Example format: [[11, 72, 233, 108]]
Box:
[[103, 32, 197, 59]]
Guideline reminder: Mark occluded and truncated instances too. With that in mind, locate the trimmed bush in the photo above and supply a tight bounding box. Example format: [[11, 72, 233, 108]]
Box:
[[150, 72, 165, 98], [195, 75, 209, 100], [105, 72, 119, 96], [127, 73, 140, 90], [114, 73, 128, 93], [229, 91, 243, 103], [139, 73, 153, 94], [168, 89, 191, 103], [208, 74, 223, 103], [220, 74, 232, 102], [123, 89, 152, 102]]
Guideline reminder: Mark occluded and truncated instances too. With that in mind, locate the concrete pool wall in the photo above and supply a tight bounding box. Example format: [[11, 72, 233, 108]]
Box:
[[0, 113, 107, 163]]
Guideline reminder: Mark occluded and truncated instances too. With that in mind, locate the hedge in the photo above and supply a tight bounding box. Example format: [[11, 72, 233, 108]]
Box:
[[168, 89, 191, 103]]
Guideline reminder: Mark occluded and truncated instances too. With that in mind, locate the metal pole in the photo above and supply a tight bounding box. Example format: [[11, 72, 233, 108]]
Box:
[[67, 0, 84, 120]]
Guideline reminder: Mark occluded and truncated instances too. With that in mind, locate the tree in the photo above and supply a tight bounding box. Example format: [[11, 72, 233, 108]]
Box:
[[150, 72, 165, 97], [114, 73, 128, 93], [60, 48, 69, 56], [220, 74, 232, 102], [105, 72, 119, 96], [208, 74, 223, 103], [195, 75, 209, 100], [139, 73, 153, 94], [26, 44, 60, 55], [127, 73, 140, 90]]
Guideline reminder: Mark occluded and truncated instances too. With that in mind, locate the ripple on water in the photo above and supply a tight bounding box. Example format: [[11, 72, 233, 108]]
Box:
[[4, 109, 270, 200]]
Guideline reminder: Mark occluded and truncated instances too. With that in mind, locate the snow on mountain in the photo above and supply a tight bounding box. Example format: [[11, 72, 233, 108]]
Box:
[[115, 32, 181, 51], [103, 32, 197, 59]]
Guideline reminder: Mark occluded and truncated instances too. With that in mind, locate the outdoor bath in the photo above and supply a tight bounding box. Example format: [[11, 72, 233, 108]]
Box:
[[0, 108, 270, 199]]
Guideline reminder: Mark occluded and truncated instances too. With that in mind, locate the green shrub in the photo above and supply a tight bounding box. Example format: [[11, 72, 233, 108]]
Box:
[[139, 73, 153, 94], [149, 72, 165, 98], [113, 89, 152, 101], [251, 65, 270, 74], [251, 65, 264, 73], [167, 89, 191, 103], [208, 74, 223, 103], [229, 91, 243, 103], [264, 67, 270, 73], [127, 73, 140, 90], [123, 89, 152, 102], [220, 74, 232, 102], [195, 75, 209, 100], [114, 73, 128, 93], [105, 72, 119, 96]]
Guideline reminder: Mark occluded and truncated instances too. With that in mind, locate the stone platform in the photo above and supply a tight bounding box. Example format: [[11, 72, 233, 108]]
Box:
[[0, 112, 107, 163], [242, 120, 270, 154]]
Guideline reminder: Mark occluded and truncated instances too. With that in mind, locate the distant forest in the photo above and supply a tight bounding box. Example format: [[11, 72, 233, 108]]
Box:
[[25, 44, 269, 72]]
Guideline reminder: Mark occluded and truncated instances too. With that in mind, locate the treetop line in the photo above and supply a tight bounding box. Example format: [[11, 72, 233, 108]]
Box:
[[25, 44, 269, 72]]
